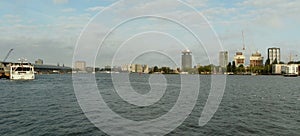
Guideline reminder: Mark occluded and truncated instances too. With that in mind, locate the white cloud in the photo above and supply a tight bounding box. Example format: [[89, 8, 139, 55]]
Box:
[[3, 14, 23, 23], [53, 0, 68, 4], [4, 14, 19, 19], [182, 0, 208, 8], [62, 8, 76, 12], [86, 6, 106, 12]]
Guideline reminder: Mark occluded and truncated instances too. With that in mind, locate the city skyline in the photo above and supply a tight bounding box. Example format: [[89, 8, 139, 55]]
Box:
[[0, 0, 299, 67]]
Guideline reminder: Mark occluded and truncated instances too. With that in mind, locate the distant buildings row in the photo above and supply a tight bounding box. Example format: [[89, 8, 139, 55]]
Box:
[[73, 47, 299, 75], [219, 47, 281, 68], [73, 49, 193, 74]]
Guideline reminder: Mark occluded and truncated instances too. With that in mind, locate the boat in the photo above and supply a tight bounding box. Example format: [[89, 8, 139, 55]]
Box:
[[0, 67, 5, 78], [0, 62, 11, 79], [283, 73, 298, 77], [9, 60, 35, 80], [251, 73, 258, 76]]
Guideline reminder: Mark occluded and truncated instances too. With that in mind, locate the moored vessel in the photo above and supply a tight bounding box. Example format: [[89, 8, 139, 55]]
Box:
[[9, 59, 35, 80], [283, 73, 298, 77]]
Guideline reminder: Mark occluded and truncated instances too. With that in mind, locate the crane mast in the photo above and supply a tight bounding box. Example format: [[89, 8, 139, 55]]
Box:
[[3, 49, 13, 62]]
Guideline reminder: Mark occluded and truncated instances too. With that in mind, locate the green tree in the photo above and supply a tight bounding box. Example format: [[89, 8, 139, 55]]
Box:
[[237, 65, 246, 73], [273, 58, 278, 64], [232, 61, 237, 73], [227, 62, 232, 72], [153, 66, 159, 72], [265, 58, 270, 66], [264, 58, 273, 74]]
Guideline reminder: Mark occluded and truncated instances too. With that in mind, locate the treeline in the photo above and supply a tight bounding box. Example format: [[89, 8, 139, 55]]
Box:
[[149, 66, 179, 74]]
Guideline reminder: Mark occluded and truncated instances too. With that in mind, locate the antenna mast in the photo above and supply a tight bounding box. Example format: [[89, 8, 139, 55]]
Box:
[[242, 31, 245, 51], [289, 52, 293, 63]]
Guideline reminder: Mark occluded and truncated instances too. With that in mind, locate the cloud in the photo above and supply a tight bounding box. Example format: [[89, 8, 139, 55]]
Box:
[[62, 8, 76, 12], [182, 0, 208, 8], [86, 6, 106, 12], [4, 14, 19, 19], [53, 0, 68, 4], [3, 14, 22, 23]]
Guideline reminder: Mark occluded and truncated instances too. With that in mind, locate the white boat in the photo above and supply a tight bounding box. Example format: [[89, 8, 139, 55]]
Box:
[[251, 73, 258, 76], [10, 61, 35, 80]]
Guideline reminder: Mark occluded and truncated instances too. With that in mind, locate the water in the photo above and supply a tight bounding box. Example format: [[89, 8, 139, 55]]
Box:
[[0, 74, 299, 135]]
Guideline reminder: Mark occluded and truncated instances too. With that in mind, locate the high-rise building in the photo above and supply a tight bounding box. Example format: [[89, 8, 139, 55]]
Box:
[[74, 61, 86, 71], [250, 51, 264, 67], [268, 48, 280, 64], [234, 52, 245, 67], [219, 51, 229, 68], [181, 49, 192, 71]]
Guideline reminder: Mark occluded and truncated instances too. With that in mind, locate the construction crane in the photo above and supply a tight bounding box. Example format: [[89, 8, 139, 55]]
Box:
[[3, 49, 13, 62]]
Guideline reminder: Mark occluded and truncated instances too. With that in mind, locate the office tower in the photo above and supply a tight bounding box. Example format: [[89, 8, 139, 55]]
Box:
[[268, 48, 280, 64], [181, 49, 192, 70], [219, 51, 229, 68]]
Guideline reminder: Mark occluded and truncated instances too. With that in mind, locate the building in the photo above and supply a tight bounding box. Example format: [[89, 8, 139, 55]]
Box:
[[272, 64, 287, 74], [135, 64, 143, 73], [234, 52, 245, 67], [35, 59, 43, 65], [143, 65, 149, 73], [250, 51, 264, 67], [74, 61, 86, 71], [121, 64, 149, 73], [181, 49, 192, 71], [121, 64, 131, 72], [219, 51, 229, 68], [282, 64, 299, 75], [268, 47, 280, 64]]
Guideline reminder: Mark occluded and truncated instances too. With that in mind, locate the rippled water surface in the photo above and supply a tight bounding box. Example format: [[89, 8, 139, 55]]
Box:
[[0, 74, 299, 135]]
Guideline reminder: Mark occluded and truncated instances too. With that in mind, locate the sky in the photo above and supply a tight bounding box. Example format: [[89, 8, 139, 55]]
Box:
[[1, 0, 300, 68]]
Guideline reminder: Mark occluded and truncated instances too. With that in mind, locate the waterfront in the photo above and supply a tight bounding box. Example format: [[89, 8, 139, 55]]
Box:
[[0, 74, 299, 135]]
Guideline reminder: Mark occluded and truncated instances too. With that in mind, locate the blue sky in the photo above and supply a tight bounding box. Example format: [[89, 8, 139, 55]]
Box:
[[1, 0, 299, 67]]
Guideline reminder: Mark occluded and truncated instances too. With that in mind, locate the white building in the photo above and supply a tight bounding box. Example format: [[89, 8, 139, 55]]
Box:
[[74, 61, 86, 71], [283, 64, 299, 75], [234, 52, 245, 67], [268, 47, 280, 64], [272, 64, 287, 74], [121, 64, 131, 72], [121, 64, 149, 73], [219, 51, 229, 68], [182, 49, 192, 70], [143, 65, 149, 73]]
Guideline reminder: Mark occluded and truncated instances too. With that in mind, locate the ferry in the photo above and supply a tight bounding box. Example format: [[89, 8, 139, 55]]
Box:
[[10, 62, 35, 80]]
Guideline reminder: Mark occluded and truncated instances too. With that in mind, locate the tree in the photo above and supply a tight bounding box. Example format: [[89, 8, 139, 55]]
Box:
[[237, 65, 246, 73], [226, 62, 232, 72], [153, 66, 159, 72], [273, 58, 278, 64], [265, 58, 270, 66], [232, 61, 237, 73]]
